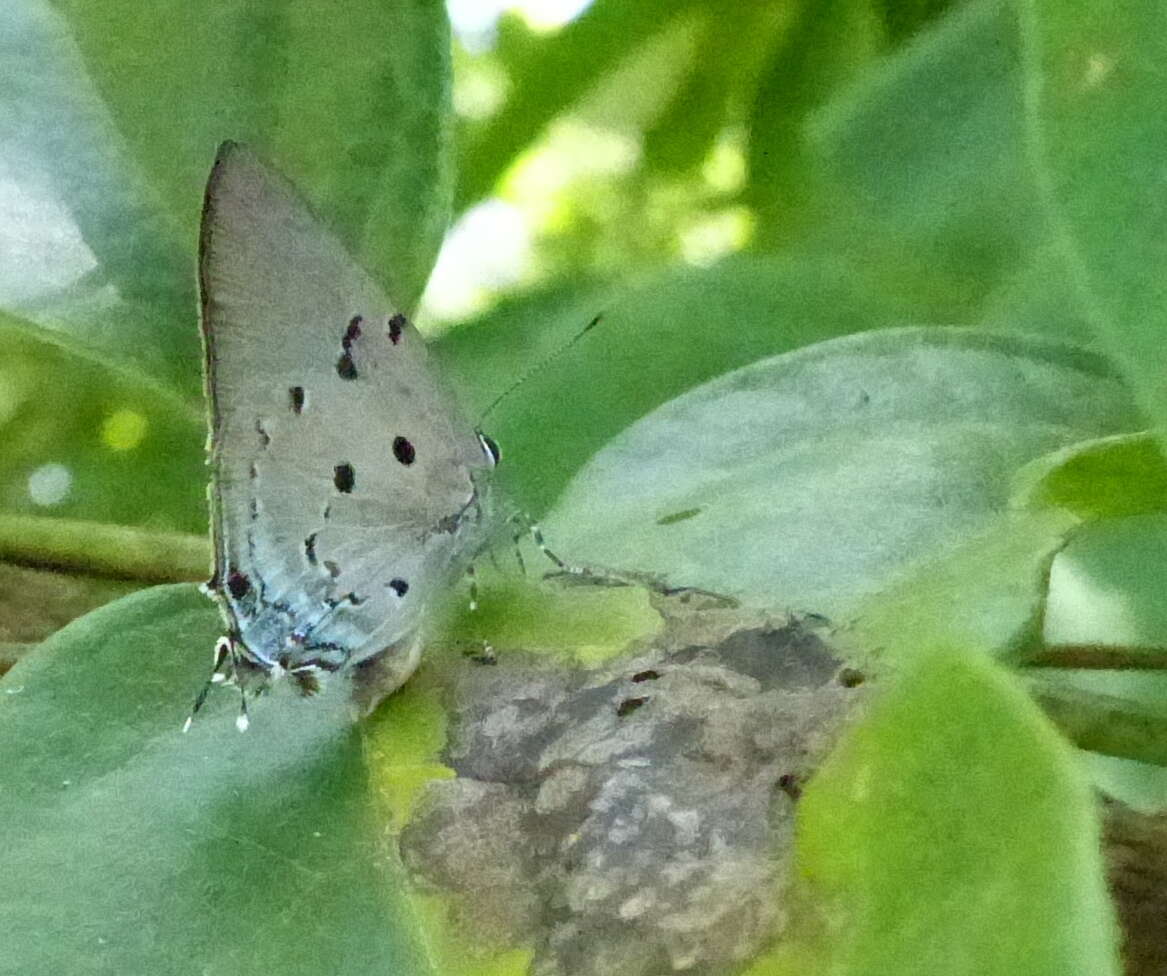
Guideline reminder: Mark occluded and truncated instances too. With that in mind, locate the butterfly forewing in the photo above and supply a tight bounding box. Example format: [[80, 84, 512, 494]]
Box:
[[199, 141, 491, 671]]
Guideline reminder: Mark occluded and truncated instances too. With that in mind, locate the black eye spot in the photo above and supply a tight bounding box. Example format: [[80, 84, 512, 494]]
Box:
[[478, 432, 501, 465], [387, 578, 409, 597], [334, 463, 355, 493], [227, 571, 251, 600], [392, 436, 415, 466], [336, 352, 357, 380], [290, 386, 305, 413], [304, 533, 318, 565], [387, 313, 405, 345], [631, 669, 660, 683], [616, 696, 648, 717]]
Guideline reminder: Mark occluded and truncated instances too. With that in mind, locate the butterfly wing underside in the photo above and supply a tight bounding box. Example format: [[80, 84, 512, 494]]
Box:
[[199, 141, 491, 670]]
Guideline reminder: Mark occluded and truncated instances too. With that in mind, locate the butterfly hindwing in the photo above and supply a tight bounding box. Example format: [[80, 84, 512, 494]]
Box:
[[199, 141, 492, 673]]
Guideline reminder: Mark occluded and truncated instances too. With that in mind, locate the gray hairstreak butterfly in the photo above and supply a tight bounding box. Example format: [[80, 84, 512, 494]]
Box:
[[188, 141, 500, 730]]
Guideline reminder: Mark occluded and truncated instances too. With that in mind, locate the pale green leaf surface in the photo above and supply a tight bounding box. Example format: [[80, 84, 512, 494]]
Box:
[[545, 328, 1138, 618], [1043, 514, 1167, 658]]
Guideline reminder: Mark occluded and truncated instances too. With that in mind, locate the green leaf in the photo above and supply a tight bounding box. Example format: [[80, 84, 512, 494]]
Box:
[[433, 253, 912, 514], [4, 0, 452, 394], [0, 585, 431, 975], [800, 0, 1066, 328], [1012, 432, 1167, 519], [850, 508, 1076, 669], [544, 328, 1139, 617], [1040, 514, 1167, 666], [746, 0, 885, 242], [1, 1, 198, 391], [0, 311, 205, 531], [51, 0, 453, 311], [788, 649, 1120, 976], [1020, 0, 1167, 443]]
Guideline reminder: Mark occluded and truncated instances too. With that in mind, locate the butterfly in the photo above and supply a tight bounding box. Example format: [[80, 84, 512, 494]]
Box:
[[189, 142, 498, 729]]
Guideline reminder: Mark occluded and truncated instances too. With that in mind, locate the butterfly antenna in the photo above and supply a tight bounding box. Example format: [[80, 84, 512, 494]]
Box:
[[477, 314, 603, 426]]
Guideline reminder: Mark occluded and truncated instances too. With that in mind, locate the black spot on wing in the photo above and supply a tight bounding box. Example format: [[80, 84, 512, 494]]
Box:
[[343, 316, 363, 349], [616, 696, 649, 717], [334, 463, 355, 493], [336, 316, 362, 379], [256, 420, 270, 448], [392, 436, 415, 466], [323, 559, 341, 579], [290, 386, 305, 413], [304, 532, 318, 565], [387, 313, 405, 345], [387, 578, 409, 597], [227, 571, 251, 600]]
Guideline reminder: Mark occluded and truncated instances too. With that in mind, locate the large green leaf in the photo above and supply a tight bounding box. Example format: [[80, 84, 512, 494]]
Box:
[[746, 0, 885, 244], [790, 0, 1087, 334], [0, 1, 197, 391], [780, 649, 1120, 976], [544, 328, 1140, 617], [0, 585, 431, 975], [1020, 0, 1167, 440], [433, 254, 912, 514], [4, 0, 453, 393]]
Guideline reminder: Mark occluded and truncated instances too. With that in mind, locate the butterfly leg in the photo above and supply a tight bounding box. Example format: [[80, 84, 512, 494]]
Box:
[[235, 687, 250, 732], [183, 636, 233, 733], [466, 563, 479, 612], [519, 517, 739, 606], [462, 563, 496, 665]]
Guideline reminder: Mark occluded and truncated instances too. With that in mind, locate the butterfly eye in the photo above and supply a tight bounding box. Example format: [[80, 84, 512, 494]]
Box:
[[477, 432, 501, 466]]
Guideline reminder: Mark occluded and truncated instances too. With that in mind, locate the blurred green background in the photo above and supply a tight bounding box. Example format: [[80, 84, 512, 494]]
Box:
[[4, 0, 1156, 536]]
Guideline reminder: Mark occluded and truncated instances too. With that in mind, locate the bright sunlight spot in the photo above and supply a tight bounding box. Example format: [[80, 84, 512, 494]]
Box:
[[421, 199, 532, 322], [503, 120, 640, 227], [448, 0, 593, 43], [679, 207, 754, 267], [27, 462, 71, 507], [702, 131, 748, 195], [100, 409, 148, 452]]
